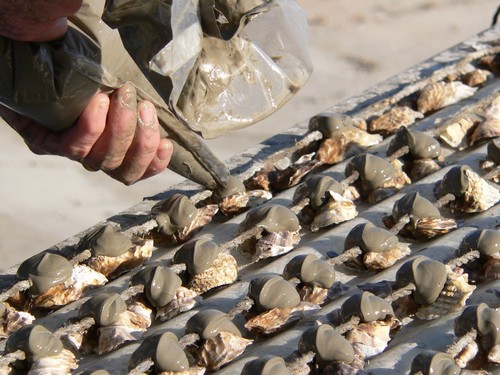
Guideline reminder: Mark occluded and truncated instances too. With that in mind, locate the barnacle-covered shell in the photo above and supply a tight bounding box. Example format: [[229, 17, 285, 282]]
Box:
[[457, 229, 499, 281], [241, 355, 290, 375], [387, 127, 441, 160], [293, 175, 343, 210], [339, 292, 394, 323], [388, 191, 456, 239], [238, 205, 301, 259], [417, 81, 477, 114], [455, 303, 500, 362], [368, 106, 424, 136], [79, 292, 127, 327], [410, 351, 461, 375], [5, 325, 63, 363], [17, 252, 73, 297], [311, 113, 382, 164], [129, 332, 189, 373], [174, 238, 220, 276], [80, 225, 132, 257], [248, 275, 301, 313], [130, 266, 182, 308], [396, 257, 447, 306], [298, 324, 355, 364], [283, 254, 335, 289], [437, 165, 500, 213]]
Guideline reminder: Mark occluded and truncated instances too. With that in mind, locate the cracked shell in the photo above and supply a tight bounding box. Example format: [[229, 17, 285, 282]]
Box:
[[417, 81, 477, 114], [368, 106, 424, 136], [437, 165, 500, 213], [410, 351, 461, 375]]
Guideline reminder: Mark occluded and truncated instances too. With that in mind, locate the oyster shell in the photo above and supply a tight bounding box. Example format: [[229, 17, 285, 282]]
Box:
[[0, 302, 35, 339], [5, 325, 77, 374], [410, 351, 461, 375], [14, 253, 107, 310], [461, 69, 493, 87], [241, 355, 290, 375], [436, 165, 500, 213], [417, 81, 477, 114], [454, 303, 500, 365], [283, 254, 335, 304], [237, 205, 301, 260], [395, 257, 475, 320], [130, 266, 198, 321], [70, 293, 151, 354], [329, 292, 400, 358], [469, 96, 500, 146], [246, 153, 319, 192], [310, 113, 382, 164], [368, 106, 424, 136], [173, 238, 238, 294], [384, 191, 457, 239], [345, 154, 410, 203], [152, 194, 218, 244], [185, 309, 252, 370], [456, 229, 499, 282], [81, 225, 153, 278], [212, 175, 272, 215], [343, 222, 411, 271], [439, 115, 480, 150]]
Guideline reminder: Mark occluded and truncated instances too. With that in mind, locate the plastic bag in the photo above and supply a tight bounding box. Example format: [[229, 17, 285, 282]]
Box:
[[104, 0, 312, 139]]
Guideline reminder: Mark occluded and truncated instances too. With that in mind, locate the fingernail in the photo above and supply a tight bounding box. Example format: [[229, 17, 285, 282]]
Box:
[[118, 83, 136, 109], [98, 99, 109, 114], [157, 139, 172, 162], [138, 102, 157, 128]]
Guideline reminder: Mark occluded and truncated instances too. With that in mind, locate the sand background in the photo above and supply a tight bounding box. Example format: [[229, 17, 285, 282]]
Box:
[[0, 0, 498, 268]]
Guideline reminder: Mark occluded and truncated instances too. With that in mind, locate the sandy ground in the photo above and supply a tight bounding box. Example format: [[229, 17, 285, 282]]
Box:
[[0, 0, 498, 268]]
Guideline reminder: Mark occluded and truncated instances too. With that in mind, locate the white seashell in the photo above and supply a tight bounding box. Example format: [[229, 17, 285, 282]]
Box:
[[439, 116, 478, 149], [0, 305, 35, 339], [345, 319, 393, 358]]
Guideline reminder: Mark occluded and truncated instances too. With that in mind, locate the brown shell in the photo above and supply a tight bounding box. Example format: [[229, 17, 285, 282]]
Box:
[[244, 306, 298, 335], [298, 324, 355, 364], [410, 351, 461, 375], [0, 304, 35, 339], [417, 81, 477, 114], [368, 106, 424, 136], [461, 69, 493, 87]]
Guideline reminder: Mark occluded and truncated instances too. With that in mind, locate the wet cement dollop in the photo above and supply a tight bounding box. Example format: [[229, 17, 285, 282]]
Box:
[[458, 229, 499, 257], [339, 292, 394, 323], [130, 266, 182, 308], [283, 254, 335, 288], [186, 309, 241, 340], [455, 303, 499, 351], [249, 275, 301, 312], [241, 355, 290, 375], [241, 205, 300, 232], [6, 325, 63, 362], [344, 222, 399, 253], [388, 127, 441, 159], [173, 238, 220, 275], [345, 154, 397, 190], [298, 324, 355, 363], [81, 225, 132, 257], [392, 191, 441, 222], [410, 351, 460, 375], [79, 292, 127, 326], [155, 194, 198, 235]]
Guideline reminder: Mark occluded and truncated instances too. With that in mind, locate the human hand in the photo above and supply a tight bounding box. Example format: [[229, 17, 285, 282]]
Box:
[[0, 0, 84, 42], [0, 83, 173, 185]]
